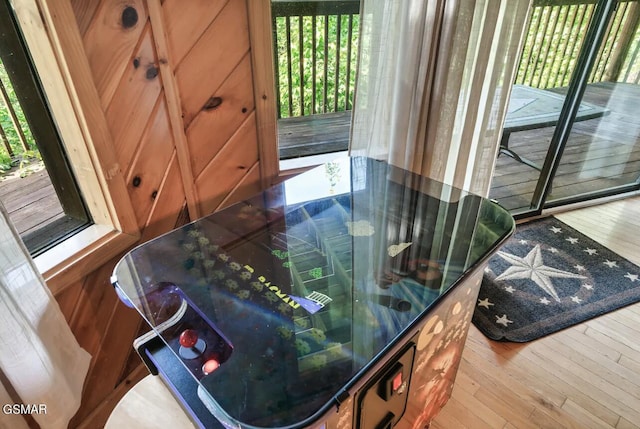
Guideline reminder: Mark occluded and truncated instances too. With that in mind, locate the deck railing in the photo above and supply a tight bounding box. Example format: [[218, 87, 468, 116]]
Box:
[[515, 0, 640, 88], [0, 60, 33, 165], [272, 0, 640, 123], [272, 0, 360, 118]]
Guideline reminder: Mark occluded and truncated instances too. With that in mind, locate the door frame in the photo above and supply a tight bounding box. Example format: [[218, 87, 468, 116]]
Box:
[[515, 0, 640, 219]]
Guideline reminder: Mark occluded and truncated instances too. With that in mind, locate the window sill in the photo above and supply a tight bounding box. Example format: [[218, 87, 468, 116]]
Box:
[[279, 151, 348, 173], [35, 224, 139, 295]]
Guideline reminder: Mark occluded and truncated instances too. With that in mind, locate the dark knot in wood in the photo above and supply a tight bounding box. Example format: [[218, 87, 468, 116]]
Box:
[[132, 57, 140, 69], [203, 97, 223, 111], [121, 6, 138, 29], [132, 176, 141, 187], [151, 190, 158, 199], [146, 65, 159, 80], [241, 107, 248, 113]]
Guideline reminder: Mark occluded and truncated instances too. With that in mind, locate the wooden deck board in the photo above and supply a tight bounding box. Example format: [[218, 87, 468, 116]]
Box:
[[491, 82, 640, 211], [278, 111, 351, 159], [0, 167, 64, 236], [279, 82, 640, 212]]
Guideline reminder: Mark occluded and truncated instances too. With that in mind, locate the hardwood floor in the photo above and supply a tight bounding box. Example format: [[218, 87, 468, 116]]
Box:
[[431, 196, 640, 429]]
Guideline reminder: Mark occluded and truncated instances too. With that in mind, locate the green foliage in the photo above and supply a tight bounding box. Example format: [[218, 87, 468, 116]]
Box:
[[308, 267, 323, 279], [0, 152, 11, 172], [0, 61, 40, 172], [515, 3, 640, 89], [274, 14, 359, 118]]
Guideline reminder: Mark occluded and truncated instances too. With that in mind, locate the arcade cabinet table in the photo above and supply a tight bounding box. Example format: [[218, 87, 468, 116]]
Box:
[[111, 157, 514, 429]]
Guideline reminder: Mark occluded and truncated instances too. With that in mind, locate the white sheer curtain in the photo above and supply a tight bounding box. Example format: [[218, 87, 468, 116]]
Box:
[[349, 4, 531, 424], [0, 202, 90, 429], [350, 0, 532, 196]]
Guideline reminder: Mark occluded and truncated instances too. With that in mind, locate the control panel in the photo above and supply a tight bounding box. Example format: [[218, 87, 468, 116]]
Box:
[[356, 344, 416, 428]]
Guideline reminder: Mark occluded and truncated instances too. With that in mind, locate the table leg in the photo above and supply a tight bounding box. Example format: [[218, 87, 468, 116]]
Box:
[[499, 131, 542, 171]]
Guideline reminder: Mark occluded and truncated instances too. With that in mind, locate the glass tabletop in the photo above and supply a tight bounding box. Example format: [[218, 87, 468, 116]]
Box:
[[112, 157, 514, 428]]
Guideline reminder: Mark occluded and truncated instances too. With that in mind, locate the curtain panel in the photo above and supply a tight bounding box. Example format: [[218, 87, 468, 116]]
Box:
[[349, 4, 531, 423], [350, 0, 532, 197], [0, 202, 90, 429]]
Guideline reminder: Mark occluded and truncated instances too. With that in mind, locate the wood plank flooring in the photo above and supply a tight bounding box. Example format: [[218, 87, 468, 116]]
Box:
[[431, 196, 640, 429]]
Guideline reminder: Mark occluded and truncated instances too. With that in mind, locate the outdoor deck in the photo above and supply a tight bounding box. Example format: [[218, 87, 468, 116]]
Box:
[[490, 81, 640, 211], [279, 111, 351, 159], [0, 166, 64, 237], [281, 81, 640, 212]]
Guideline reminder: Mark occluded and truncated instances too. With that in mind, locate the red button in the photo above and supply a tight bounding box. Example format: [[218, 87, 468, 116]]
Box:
[[179, 329, 199, 348], [202, 359, 220, 375], [392, 371, 403, 392]]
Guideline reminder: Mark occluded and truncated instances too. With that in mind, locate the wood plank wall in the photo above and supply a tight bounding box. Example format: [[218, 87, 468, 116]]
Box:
[[53, 0, 265, 426]]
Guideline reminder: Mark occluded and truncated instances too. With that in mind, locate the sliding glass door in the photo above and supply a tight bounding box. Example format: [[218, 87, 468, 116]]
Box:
[[490, 0, 640, 217]]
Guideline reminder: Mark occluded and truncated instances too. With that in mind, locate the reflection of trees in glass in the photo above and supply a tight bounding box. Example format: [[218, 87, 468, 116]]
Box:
[[324, 161, 341, 190], [308, 267, 323, 279]]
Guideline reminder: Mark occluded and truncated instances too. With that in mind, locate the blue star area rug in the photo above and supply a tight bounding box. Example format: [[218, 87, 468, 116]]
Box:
[[472, 216, 640, 342]]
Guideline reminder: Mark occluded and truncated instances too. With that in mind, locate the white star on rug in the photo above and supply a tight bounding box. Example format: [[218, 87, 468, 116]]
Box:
[[582, 284, 593, 290], [584, 248, 598, 255], [504, 285, 516, 293], [496, 314, 513, 326], [604, 260, 618, 268], [574, 264, 585, 272], [540, 297, 550, 305], [548, 247, 559, 253], [624, 273, 639, 282], [566, 237, 579, 244], [550, 226, 562, 234], [477, 298, 494, 308], [495, 245, 587, 302], [571, 296, 582, 304], [519, 239, 528, 245]]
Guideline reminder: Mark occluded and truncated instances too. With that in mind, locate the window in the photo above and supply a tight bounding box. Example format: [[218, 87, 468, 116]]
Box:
[[0, 0, 90, 256], [2, 0, 139, 292]]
